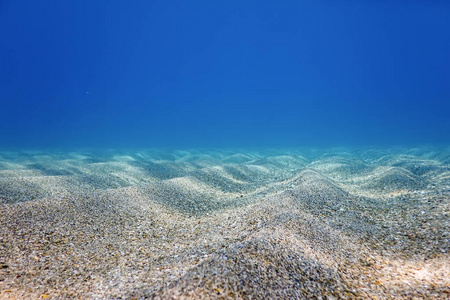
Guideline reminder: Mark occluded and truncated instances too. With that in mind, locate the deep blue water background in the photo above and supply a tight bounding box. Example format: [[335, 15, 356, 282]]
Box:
[[1, 0, 449, 149]]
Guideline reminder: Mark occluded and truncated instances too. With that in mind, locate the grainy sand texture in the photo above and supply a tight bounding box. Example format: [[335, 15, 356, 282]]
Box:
[[0, 148, 449, 299]]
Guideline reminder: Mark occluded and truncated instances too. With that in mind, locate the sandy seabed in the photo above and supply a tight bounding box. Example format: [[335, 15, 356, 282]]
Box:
[[0, 147, 449, 299]]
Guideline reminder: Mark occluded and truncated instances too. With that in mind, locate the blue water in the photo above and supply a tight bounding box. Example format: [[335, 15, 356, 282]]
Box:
[[1, 1, 449, 150]]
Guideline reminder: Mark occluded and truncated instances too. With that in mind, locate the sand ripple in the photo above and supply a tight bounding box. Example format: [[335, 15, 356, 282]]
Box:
[[0, 148, 449, 299]]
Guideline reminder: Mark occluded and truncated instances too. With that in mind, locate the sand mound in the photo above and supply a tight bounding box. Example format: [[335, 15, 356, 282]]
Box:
[[289, 169, 348, 200], [220, 153, 255, 164], [253, 155, 308, 170], [0, 178, 49, 203], [154, 239, 350, 299], [362, 166, 426, 192], [309, 156, 370, 177]]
